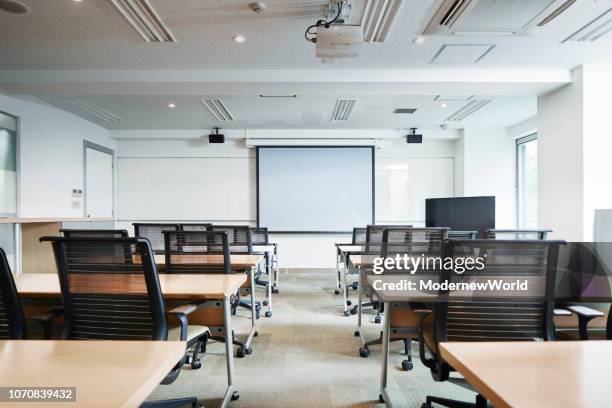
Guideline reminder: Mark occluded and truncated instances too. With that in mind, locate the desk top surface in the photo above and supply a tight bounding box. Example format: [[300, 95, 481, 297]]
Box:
[[440, 341, 612, 408], [15, 273, 246, 300], [152, 254, 263, 269], [0, 340, 185, 408]]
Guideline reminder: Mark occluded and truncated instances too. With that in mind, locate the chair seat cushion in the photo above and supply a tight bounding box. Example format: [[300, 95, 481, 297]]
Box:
[[168, 325, 209, 342]]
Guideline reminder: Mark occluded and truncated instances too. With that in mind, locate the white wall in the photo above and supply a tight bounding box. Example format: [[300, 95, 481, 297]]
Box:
[[454, 127, 516, 229], [114, 129, 457, 268], [0, 95, 115, 217]]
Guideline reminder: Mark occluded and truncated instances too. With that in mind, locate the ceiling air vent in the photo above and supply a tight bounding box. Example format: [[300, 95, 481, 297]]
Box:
[[393, 108, 417, 114], [361, 0, 403, 42], [563, 7, 612, 43], [446, 99, 491, 121], [423, 0, 577, 36], [65, 98, 124, 123], [331, 99, 357, 122], [201, 99, 235, 122], [109, 0, 176, 42]]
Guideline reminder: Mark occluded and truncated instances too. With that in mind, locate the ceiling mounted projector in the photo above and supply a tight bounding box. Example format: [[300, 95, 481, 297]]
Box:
[[208, 127, 225, 144], [406, 128, 423, 144], [305, 1, 362, 59]]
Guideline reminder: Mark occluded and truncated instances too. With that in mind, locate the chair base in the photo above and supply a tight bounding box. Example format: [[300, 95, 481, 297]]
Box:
[[422, 393, 489, 408], [140, 396, 199, 408]]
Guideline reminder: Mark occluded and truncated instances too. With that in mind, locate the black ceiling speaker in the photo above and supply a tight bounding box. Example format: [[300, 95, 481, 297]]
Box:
[[209, 127, 225, 144], [406, 128, 423, 144]]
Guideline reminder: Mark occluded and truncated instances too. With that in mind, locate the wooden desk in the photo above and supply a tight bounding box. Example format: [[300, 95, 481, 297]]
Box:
[[440, 341, 612, 408], [15, 273, 246, 408], [0, 340, 185, 408]]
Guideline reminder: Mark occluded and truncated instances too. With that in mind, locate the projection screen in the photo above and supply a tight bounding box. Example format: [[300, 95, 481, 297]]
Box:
[[257, 147, 374, 232]]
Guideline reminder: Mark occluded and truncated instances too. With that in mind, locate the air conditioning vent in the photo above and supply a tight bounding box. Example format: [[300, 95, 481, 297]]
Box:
[[109, 0, 176, 43], [563, 7, 612, 42], [331, 99, 357, 122], [446, 99, 491, 121], [201, 99, 235, 122], [361, 0, 403, 42], [423, 0, 577, 36], [65, 98, 124, 123], [393, 108, 417, 114]]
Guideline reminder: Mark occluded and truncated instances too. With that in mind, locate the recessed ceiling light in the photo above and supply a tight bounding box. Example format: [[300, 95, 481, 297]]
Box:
[[233, 35, 246, 43], [73, 0, 83, 2], [168, 103, 176, 109], [440, 103, 447, 108], [413, 36, 425, 45]]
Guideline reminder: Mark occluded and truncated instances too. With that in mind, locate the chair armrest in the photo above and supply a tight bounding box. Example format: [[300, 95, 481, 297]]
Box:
[[413, 307, 432, 314], [554, 308, 572, 316], [167, 303, 208, 341], [567, 305, 604, 318]]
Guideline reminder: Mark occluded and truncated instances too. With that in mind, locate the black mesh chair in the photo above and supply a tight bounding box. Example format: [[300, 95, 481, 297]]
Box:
[[336, 227, 367, 295], [0, 248, 27, 339], [484, 228, 552, 240], [133, 223, 180, 254], [164, 231, 253, 357], [359, 228, 448, 370], [179, 223, 212, 231], [251, 227, 279, 293], [447, 230, 478, 240], [41, 236, 210, 408], [61, 229, 129, 238], [419, 239, 563, 408], [208, 226, 261, 318], [0, 248, 59, 340]]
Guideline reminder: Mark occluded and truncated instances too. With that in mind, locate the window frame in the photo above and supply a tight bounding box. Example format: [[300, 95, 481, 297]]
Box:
[[516, 133, 538, 228]]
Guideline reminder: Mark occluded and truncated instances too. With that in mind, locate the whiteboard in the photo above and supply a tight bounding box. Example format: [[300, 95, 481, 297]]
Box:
[[258, 147, 373, 232], [117, 157, 256, 220], [375, 157, 454, 223]]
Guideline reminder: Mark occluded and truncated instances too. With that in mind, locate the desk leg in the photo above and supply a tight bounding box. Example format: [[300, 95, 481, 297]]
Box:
[[335, 248, 342, 294], [273, 245, 279, 293], [266, 259, 273, 317], [357, 268, 365, 345], [243, 267, 257, 350], [379, 301, 392, 407], [221, 297, 238, 406], [342, 254, 349, 316]]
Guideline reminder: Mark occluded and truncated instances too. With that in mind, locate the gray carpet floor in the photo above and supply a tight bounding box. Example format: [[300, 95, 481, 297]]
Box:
[[148, 272, 474, 408]]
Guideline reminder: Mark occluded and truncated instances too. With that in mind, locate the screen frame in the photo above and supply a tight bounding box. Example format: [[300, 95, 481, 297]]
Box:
[[256, 145, 375, 234]]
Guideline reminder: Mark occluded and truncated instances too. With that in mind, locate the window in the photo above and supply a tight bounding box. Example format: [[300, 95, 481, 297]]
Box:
[[517, 134, 537, 228], [0, 111, 18, 271]]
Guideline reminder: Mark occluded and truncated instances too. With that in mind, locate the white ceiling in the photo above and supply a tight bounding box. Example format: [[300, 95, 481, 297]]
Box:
[[1, 0, 611, 130]]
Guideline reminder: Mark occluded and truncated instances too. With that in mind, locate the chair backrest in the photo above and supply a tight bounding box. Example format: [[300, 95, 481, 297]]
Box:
[[0, 248, 26, 339], [61, 229, 129, 238], [447, 230, 478, 240], [352, 227, 367, 245], [365, 225, 412, 254], [251, 227, 269, 245], [381, 227, 449, 259], [163, 231, 231, 274], [133, 223, 180, 254], [42, 237, 167, 341], [208, 225, 253, 254], [433, 239, 562, 348], [179, 223, 212, 232], [484, 229, 552, 240]]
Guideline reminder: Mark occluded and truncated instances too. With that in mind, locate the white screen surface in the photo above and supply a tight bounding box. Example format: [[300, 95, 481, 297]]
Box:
[[258, 147, 373, 232]]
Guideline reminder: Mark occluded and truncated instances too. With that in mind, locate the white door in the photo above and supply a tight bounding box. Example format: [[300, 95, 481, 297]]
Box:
[[85, 145, 114, 218]]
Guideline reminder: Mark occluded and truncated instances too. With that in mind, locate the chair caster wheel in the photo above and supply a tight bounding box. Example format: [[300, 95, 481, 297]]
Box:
[[350, 307, 358, 315], [346, 300, 352, 306], [256, 312, 261, 320], [401, 360, 413, 371], [231, 391, 240, 401], [374, 316, 381, 324], [273, 288, 279, 294], [245, 347, 253, 355], [354, 330, 360, 337], [334, 289, 340, 294], [191, 359, 202, 369], [263, 300, 269, 306], [379, 394, 384, 403], [359, 347, 369, 358], [236, 348, 246, 358], [254, 331, 259, 337], [343, 311, 350, 316], [265, 311, 272, 318]]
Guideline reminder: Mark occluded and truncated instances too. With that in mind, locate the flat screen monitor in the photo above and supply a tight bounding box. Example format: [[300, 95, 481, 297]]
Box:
[[425, 196, 495, 238]]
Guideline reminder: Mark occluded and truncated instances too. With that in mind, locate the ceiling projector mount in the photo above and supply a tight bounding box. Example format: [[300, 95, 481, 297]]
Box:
[[305, 1, 362, 59]]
